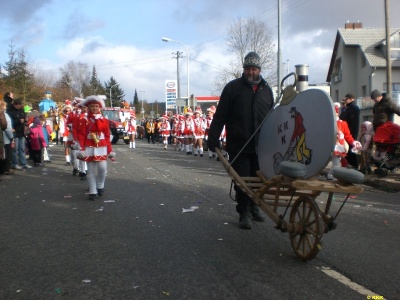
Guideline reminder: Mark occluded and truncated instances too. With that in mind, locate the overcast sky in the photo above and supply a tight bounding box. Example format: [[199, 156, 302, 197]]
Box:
[[1, 0, 399, 104]]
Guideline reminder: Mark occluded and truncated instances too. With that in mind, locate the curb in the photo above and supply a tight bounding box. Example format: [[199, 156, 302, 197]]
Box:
[[363, 174, 400, 191], [321, 168, 400, 192]]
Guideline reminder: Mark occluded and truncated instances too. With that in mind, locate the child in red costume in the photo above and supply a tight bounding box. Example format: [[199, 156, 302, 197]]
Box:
[[328, 102, 362, 180], [77, 96, 115, 200]]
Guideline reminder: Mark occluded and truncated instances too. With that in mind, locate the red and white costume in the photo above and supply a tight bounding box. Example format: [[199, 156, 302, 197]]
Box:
[[159, 117, 171, 137], [58, 102, 73, 164], [125, 118, 136, 135], [182, 109, 194, 154], [334, 119, 354, 157], [159, 115, 171, 149], [77, 95, 114, 198], [171, 115, 179, 137], [125, 116, 136, 149], [77, 112, 112, 162], [193, 114, 205, 139], [182, 114, 194, 138], [176, 115, 185, 151], [205, 105, 216, 158], [328, 103, 361, 179]]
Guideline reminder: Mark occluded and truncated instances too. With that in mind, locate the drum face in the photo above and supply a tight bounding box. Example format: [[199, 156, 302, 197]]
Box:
[[258, 89, 336, 179]]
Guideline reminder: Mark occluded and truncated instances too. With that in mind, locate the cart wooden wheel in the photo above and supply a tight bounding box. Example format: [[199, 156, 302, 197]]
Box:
[[289, 196, 324, 261]]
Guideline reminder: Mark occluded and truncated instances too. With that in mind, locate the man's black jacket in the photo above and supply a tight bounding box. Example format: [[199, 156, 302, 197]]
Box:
[[208, 74, 274, 154]]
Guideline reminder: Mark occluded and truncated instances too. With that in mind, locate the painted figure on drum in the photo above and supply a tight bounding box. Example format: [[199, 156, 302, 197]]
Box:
[[272, 107, 312, 174], [288, 107, 312, 164]]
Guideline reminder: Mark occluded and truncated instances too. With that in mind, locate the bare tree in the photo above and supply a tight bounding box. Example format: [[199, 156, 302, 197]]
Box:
[[59, 61, 90, 97], [213, 17, 276, 94]]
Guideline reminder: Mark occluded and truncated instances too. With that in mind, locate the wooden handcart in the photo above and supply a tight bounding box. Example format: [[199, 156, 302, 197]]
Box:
[[216, 149, 363, 261], [215, 80, 365, 261]]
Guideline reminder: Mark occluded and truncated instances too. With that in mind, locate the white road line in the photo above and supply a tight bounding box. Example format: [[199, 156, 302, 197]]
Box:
[[318, 266, 380, 297]]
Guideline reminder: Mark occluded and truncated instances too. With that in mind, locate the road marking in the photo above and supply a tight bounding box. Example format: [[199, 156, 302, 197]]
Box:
[[319, 266, 378, 296]]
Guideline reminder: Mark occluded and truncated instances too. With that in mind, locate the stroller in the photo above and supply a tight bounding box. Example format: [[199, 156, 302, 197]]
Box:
[[372, 121, 400, 177]]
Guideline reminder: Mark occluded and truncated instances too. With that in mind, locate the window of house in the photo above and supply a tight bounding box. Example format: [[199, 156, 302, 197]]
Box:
[[383, 83, 400, 91], [362, 85, 366, 96], [332, 58, 342, 82]]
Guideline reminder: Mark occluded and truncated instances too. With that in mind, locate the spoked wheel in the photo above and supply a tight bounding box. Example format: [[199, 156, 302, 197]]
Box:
[[289, 196, 324, 261]]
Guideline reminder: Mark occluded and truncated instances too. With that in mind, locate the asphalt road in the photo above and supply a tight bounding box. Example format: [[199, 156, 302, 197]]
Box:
[[0, 139, 398, 300]]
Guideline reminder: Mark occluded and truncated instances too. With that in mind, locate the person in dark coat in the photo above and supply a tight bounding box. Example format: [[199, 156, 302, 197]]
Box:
[[371, 89, 400, 130], [6, 98, 32, 169], [208, 51, 274, 229], [3, 92, 14, 111], [339, 93, 360, 169]]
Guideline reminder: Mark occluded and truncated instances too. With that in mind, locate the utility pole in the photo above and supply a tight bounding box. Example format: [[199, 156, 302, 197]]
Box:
[[172, 51, 183, 100], [385, 0, 392, 97], [277, 0, 282, 102]]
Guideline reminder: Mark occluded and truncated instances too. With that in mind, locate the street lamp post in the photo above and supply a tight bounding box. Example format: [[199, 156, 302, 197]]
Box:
[[109, 84, 118, 108], [139, 90, 145, 119], [162, 37, 190, 109]]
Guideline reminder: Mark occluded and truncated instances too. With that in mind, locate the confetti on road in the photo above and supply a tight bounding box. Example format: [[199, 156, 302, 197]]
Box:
[[182, 206, 199, 213]]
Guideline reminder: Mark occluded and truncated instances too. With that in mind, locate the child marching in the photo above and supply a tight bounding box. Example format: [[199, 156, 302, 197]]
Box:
[[77, 95, 115, 200], [182, 108, 194, 155], [159, 114, 171, 150], [193, 108, 205, 157], [125, 114, 137, 149]]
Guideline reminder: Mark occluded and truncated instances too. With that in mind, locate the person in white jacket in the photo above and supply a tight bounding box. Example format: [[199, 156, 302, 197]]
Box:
[[0, 101, 14, 175]]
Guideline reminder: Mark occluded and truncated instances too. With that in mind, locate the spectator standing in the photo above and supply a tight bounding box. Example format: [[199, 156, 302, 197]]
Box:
[[371, 89, 400, 130], [6, 98, 32, 169], [146, 118, 155, 144], [358, 121, 374, 174], [339, 93, 360, 169], [208, 51, 274, 229], [0, 100, 14, 175], [0, 101, 8, 177], [3, 92, 14, 111]]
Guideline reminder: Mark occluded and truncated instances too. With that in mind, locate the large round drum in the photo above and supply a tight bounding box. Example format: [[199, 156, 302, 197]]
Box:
[[258, 89, 336, 179]]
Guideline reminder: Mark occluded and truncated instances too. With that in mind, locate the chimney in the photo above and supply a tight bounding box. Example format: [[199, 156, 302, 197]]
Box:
[[345, 22, 363, 29]]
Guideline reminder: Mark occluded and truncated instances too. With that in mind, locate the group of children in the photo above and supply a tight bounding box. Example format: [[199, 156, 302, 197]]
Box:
[[143, 105, 228, 159], [46, 96, 114, 200]]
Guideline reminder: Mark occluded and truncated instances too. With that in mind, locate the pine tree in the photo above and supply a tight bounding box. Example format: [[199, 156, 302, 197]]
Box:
[[86, 65, 105, 96], [3, 44, 38, 103], [105, 76, 125, 107]]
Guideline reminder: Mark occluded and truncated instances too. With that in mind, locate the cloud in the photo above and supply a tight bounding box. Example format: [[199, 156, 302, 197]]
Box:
[[61, 11, 105, 40], [0, 0, 52, 24]]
